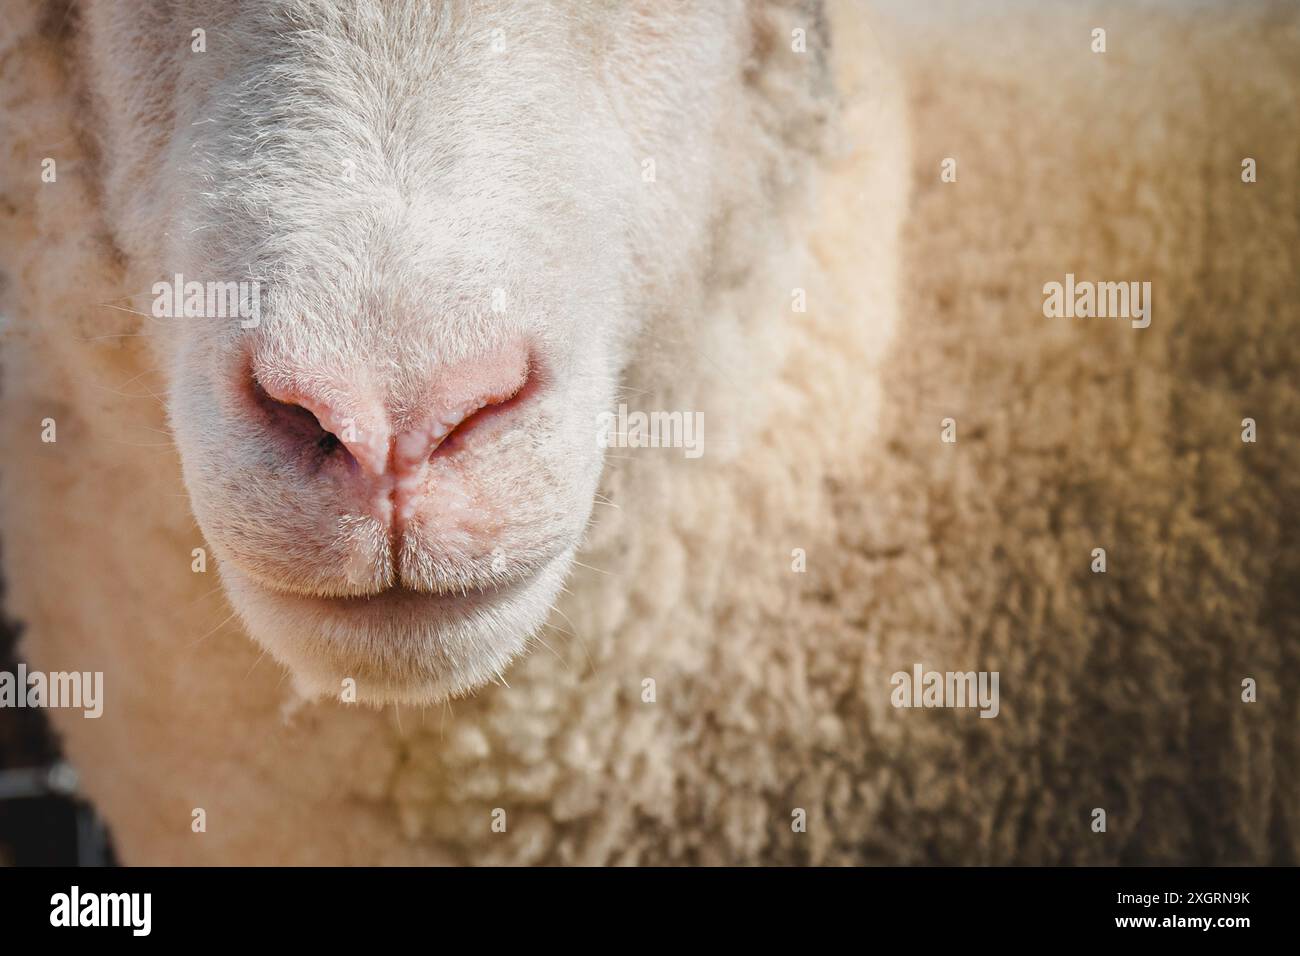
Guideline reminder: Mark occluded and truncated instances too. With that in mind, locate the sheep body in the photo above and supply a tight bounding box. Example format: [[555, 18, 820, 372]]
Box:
[[1, 0, 1296, 864]]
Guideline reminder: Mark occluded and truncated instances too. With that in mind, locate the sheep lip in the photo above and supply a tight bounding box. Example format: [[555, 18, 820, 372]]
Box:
[[242, 568, 536, 618]]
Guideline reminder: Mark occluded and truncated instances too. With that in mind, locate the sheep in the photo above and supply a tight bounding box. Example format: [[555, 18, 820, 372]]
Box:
[[0, 0, 1296, 865]]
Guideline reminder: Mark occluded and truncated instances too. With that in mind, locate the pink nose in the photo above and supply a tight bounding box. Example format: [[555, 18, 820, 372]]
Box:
[[250, 343, 532, 519]]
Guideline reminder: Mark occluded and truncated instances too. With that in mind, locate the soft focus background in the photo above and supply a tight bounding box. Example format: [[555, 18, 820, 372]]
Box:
[[0, 568, 114, 865], [0, 300, 109, 862], [0, 300, 109, 864], [0, 554, 115, 868]]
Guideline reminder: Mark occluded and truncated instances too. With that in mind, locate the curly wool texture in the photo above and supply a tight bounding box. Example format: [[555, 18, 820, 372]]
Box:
[[1, 0, 1297, 865]]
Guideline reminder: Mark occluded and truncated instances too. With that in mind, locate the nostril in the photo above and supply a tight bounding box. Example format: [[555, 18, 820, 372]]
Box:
[[244, 355, 396, 476], [431, 357, 538, 459], [386, 343, 536, 475], [314, 427, 344, 458], [250, 375, 356, 468]]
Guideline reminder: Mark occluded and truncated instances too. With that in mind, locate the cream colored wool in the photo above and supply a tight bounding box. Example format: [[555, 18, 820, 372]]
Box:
[[1, 0, 1297, 865]]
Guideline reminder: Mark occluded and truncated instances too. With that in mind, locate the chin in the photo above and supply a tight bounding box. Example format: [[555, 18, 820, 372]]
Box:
[[221, 546, 576, 705]]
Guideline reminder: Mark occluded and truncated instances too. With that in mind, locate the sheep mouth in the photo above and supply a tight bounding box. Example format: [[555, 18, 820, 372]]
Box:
[[249, 571, 534, 619], [311, 578, 521, 613], [219, 545, 576, 702]]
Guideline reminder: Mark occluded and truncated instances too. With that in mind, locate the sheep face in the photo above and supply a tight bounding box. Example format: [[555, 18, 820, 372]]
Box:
[[94, 0, 751, 702]]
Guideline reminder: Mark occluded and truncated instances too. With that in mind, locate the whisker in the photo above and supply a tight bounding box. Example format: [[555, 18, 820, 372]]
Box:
[[79, 331, 163, 342], [547, 604, 595, 676], [531, 633, 567, 668], [243, 648, 268, 679], [189, 609, 240, 648], [97, 304, 156, 319]]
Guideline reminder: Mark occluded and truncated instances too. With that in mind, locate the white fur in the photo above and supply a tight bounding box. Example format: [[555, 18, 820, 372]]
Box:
[[70, 0, 822, 702]]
